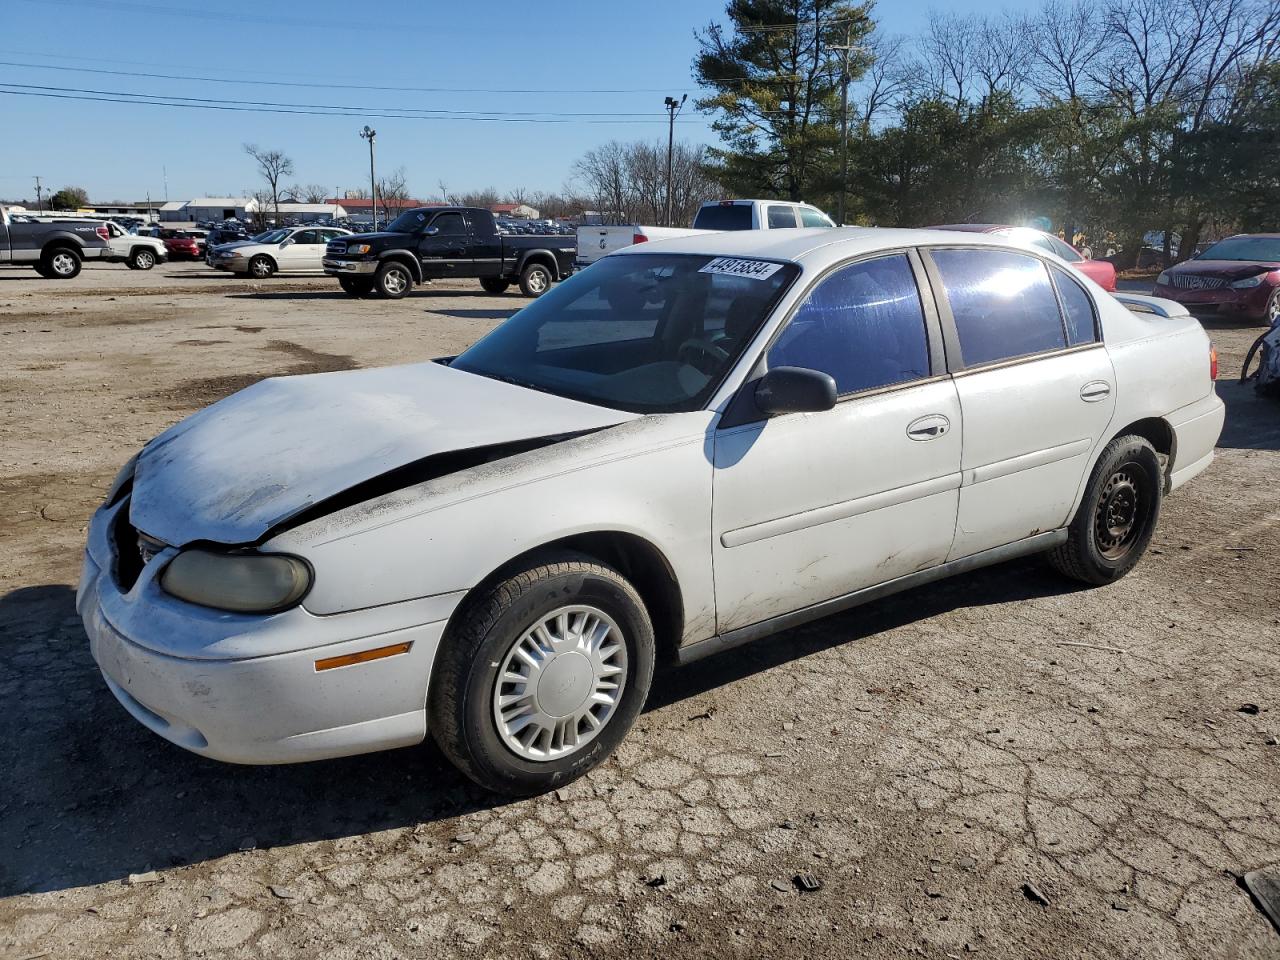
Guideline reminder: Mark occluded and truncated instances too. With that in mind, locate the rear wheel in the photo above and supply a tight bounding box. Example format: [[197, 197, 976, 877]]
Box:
[[480, 277, 511, 294], [375, 261, 413, 299], [338, 277, 374, 297], [519, 262, 552, 298], [430, 555, 655, 796], [129, 248, 156, 270], [248, 254, 276, 279], [1048, 435, 1162, 585], [42, 247, 82, 279]]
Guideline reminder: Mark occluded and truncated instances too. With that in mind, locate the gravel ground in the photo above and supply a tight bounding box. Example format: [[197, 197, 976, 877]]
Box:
[[1, 262, 1278, 959]]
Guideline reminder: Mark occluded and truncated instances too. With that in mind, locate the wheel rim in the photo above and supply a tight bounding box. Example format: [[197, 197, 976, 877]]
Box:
[[492, 604, 628, 762], [1269, 292, 1280, 323], [137, 252, 153, 268], [252, 259, 272, 277], [528, 269, 548, 293], [1094, 466, 1142, 560], [383, 269, 407, 294], [51, 253, 75, 275]]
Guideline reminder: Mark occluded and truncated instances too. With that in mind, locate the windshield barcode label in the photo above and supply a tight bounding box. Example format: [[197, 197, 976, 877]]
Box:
[[698, 257, 784, 280]]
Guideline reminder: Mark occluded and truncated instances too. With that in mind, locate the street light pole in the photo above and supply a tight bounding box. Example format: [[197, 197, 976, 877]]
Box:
[[360, 126, 378, 231], [33, 175, 43, 213], [663, 94, 686, 228]]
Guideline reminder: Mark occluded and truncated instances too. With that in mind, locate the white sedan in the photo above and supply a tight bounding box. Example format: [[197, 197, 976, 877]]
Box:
[[209, 225, 351, 278], [80, 227, 1225, 795]]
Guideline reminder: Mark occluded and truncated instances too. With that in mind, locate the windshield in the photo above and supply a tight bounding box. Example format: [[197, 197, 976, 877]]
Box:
[[256, 229, 289, 243], [693, 204, 753, 231], [451, 253, 799, 413], [1198, 236, 1280, 263], [386, 209, 434, 233]]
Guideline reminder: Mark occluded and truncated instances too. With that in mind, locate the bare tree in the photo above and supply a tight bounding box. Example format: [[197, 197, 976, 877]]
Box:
[[853, 34, 915, 134], [1027, 0, 1110, 102], [243, 144, 294, 227], [973, 11, 1032, 99], [570, 139, 719, 226], [294, 183, 330, 204], [375, 166, 412, 223], [918, 10, 981, 105]]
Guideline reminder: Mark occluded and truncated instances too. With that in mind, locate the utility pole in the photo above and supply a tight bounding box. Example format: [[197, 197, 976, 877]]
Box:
[[33, 175, 43, 213], [360, 126, 378, 231], [663, 94, 686, 228], [830, 25, 859, 227]]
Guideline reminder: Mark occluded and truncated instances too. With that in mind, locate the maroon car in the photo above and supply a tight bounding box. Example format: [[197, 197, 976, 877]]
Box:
[[1154, 234, 1280, 324], [928, 224, 1117, 292], [158, 229, 206, 261]]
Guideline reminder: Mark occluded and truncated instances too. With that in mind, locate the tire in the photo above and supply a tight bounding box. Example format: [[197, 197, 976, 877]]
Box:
[[34, 263, 54, 278], [1263, 287, 1280, 326], [518, 261, 553, 298], [248, 255, 276, 279], [129, 248, 156, 271], [375, 261, 413, 299], [430, 554, 656, 796], [338, 277, 374, 297], [42, 247, 82, 279], [480, 277, 511, 294], [1048, 435, 1163, 585]]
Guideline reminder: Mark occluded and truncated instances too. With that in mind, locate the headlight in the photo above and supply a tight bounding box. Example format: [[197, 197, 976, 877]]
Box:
[[105, 453, 138, 505], [160, 550, 312, 613], [347, 243, 372, 256], [1230, 274, 1265, 289], [228, 251, 244, 258], [1156, 271, 1171, 285]]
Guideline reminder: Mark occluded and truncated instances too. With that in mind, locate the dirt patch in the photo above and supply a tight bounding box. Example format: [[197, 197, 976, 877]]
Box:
[[142, 339, 356, 410], [176, 339, 229, 347], [235, 324, 264, 333]]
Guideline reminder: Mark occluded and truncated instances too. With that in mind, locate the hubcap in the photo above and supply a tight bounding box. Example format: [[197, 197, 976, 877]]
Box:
[[252, 260, 271, 277], [493, 605, 627, 762], [384, 270, 407, 294], [52, 253, 75, 274], [1094, 467, 1141, 560], [528, 270, 547, 292]]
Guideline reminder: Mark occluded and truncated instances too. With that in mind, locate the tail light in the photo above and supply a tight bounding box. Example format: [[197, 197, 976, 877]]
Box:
[[631, 232, 648, 245], [95, 225, 109, 241], [1209, 344, 1218, 381]]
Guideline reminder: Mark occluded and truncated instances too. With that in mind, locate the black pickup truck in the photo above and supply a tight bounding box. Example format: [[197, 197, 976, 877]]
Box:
[[322, 206, 575, 299], [0, 205, 110, 278]]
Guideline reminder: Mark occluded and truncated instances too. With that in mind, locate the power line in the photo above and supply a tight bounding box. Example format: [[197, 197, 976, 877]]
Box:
[[0, 85, 706, 124]]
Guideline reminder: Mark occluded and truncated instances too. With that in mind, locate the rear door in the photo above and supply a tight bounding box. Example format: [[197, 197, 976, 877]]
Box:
[[712, 251, 962, 634], [281, 229, 326, 271], [463, 211, 502, 277], [418, 211, 471, 278], [921, 246, 1116, 559]]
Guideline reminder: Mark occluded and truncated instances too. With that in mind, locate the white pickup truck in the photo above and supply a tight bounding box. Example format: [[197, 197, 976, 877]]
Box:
[[575, 198, 834, 268]]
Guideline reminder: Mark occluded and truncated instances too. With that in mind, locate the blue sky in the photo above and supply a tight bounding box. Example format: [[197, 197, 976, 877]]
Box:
[[0, 0, 991, 203]]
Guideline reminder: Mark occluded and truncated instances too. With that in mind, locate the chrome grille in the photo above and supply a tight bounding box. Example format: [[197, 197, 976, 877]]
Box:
[[1170, 274, 1226, 290], [327, 242, 347, 256]]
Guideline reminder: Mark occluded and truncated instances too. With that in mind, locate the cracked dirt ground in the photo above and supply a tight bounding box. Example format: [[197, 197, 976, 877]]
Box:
[[2, 264, 1278, 959]]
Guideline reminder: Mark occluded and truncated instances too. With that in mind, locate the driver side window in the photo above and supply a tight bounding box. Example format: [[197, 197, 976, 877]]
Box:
[[767, 254, 932, 396]]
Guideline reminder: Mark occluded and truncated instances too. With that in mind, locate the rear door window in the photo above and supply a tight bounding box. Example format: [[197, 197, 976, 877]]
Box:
[[692, 204, 753, 231], [767, 254, 931, 395], [931, 249, 1067, 366], [767, 205, 800, 228], [1051, 265, 1099, 345]]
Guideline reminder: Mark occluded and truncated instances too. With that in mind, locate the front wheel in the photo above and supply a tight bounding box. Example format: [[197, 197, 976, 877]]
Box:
[[248, 254, 276, 279], [480, 277, 511, 294], [129, 248, 156, 270], [1263, 287, 1280, 326], [338, 277, 374, 297], [375, 261, 413, 299], [430, 555, 655, 796], [519, 262, 553, 298], [1048, 435, 1163, 585]]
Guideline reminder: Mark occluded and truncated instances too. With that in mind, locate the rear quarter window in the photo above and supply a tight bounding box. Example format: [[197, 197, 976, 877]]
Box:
[[931, 249, 1067, 366], [692, 205, 753, 231], [1051, 266, 1099, 345]]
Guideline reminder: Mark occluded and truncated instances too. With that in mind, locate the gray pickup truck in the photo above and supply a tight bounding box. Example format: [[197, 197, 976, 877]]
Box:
[[0, 206, 110, 278]]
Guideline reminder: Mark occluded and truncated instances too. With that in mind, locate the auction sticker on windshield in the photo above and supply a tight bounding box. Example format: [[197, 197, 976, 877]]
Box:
[[698, 257, 785, 280]]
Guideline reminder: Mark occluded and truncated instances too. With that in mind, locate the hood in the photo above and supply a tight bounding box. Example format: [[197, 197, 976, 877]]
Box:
[[130, 361, 637, 547], [1167, 259, 1279, 280], [334, 230, 410, 245], [210, 239, 253, 251]]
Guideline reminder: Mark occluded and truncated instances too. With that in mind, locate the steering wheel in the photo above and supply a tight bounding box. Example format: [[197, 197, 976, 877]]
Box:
[[677, 337, 730, 374]]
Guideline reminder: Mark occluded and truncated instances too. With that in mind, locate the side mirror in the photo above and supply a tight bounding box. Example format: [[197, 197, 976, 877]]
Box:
[[422, 226, 440, 237], [754, 366, 837, 417], [280, 238, 293, 247]]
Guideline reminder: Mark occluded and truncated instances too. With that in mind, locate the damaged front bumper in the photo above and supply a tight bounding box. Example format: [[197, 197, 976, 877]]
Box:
[[78, 498, 460, 764]]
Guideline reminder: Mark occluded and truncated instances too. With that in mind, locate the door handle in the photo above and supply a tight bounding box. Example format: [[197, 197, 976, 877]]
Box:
[[907, 414, 951, 440], [1080, 381, 1112, 402]]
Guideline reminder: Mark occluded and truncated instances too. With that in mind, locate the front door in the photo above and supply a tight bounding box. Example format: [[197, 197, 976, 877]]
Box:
[[418, 211, 471, 279], [712, 252, 962, 635], [922, 248, 1117, 559]]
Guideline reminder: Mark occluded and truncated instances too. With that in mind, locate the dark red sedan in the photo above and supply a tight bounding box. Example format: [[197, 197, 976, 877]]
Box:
[[1153, 234, 1280, 325], [158, 229, 206, 261], [928, 224, 1117, 291]]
